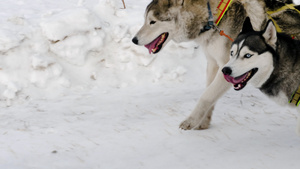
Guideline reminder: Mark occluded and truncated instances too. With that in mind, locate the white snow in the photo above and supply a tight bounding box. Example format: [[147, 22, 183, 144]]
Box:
[[0, 0, 300, 168]]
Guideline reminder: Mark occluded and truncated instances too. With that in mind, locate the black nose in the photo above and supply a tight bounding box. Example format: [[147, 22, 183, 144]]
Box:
[[132, 37, 138, 45], [222, 67, 232, 75]]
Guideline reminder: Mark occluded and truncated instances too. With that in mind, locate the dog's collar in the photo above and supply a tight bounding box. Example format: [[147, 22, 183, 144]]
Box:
[[267, 4, 300, 38], [200, 0, 233, 34], [200, 0, 234, 42], [289, 86, 300, 106], [200, 0, 215, 33], [215, 0, 233, 26]]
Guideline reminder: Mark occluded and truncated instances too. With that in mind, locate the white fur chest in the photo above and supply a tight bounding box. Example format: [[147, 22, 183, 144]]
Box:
[[269, 91, 290, 107]]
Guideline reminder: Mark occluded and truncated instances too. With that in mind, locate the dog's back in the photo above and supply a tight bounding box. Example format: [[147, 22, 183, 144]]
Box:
[[265, 0, 300, 39]]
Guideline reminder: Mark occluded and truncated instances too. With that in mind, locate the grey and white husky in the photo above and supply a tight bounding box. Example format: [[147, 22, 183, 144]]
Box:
[[222, 17, 300, 133], [132, 0, 300, 130]]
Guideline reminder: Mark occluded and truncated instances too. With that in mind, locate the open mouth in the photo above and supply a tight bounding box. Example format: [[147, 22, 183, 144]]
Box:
[[223, 68, 258, 91], [144, 32, 169, 54]]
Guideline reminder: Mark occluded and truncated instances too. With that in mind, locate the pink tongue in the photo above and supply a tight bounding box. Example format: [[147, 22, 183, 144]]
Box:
[[223, 73, 248, 85], [144, 35, 162, 54]]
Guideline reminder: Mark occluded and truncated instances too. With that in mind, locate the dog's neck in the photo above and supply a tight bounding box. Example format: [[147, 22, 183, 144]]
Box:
[[260, 34, 300, 103], [196, 0, 267, 44]]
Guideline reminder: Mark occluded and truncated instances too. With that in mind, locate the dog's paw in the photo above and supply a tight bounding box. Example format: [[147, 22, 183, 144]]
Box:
[[179, 118, 196, 130], [179, 117, 210, 130]]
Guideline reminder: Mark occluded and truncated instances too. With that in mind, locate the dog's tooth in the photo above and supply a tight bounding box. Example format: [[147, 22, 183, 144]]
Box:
[[157, 34, 166, 46], [158, 39, 164, 45], [234, 84, 241, 90]]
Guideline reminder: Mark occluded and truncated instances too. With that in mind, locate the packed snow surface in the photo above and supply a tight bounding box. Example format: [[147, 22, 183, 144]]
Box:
[[0, 0, 300, 168]]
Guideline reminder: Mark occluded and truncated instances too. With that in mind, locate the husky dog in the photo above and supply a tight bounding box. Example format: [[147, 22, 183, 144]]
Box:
[[222, 17, 300, 133], [132, 0, 300, 130]]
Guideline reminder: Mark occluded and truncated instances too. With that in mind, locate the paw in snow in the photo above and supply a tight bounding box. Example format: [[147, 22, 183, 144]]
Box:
[[180, 115, 211, 130]]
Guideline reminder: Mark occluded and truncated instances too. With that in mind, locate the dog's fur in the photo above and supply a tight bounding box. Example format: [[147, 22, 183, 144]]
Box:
[[222, 17, 300, 133], [132, 0, 300, 130]]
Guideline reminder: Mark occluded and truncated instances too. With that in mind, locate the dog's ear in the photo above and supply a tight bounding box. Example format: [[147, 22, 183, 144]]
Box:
[[262, 20, 277, 47], [241, 17, 254, 34]]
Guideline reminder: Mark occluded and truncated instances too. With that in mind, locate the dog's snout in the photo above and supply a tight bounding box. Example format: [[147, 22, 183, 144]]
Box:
[[222, 67, 232, 75], [132, 37, 139, 45]]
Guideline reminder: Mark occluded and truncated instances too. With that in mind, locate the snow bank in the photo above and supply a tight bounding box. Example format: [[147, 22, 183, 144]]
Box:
[[0, 0, 203, 105], [1, 1, 300, 169], [3, 0, 299, 105]]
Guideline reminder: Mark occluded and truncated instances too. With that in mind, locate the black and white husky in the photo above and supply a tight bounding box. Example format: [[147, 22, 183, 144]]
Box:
[[132, 0, 300, 130], [222, 17, 300, 133]]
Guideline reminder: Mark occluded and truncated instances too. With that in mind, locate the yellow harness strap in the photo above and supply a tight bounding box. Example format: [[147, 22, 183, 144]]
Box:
[[266, 15, 283, 33], [269, 4, 300, 105], [290, 86, 300, 106], [215, 1, 300, 34], [267, 4, 300, 33], [267, 4, 300, 15], [215, 0, 233, 26]]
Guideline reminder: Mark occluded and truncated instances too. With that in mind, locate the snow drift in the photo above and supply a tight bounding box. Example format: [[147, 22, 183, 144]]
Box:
[[0, 0, 204, 106], [1, 1, 300, 169]]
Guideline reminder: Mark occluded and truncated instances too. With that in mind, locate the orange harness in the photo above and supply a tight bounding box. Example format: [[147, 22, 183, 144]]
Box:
[[200, 0, 234, 42], [213, 0, 299, 42]]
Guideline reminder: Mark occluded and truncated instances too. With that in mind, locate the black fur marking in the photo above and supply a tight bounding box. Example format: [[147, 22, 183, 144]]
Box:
[[241, 17, 254, 34], [260, 32, 300, 97], [265, 0, 293, 11]]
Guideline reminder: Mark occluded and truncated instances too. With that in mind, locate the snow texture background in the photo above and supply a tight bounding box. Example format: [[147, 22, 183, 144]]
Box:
[[0, 0, 300, 168]]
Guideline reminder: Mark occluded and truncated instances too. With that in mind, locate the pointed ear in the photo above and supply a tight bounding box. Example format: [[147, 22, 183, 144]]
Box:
[[262, 20, 277, 47], [241, 17, 254, 34]]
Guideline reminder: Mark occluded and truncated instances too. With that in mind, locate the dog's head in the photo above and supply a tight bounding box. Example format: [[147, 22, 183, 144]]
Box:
[[132, 0, 208, 54], [222, 17, 277, 90]]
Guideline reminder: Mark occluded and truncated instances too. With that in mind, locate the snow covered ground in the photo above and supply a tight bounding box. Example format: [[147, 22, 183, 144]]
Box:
[[0, 0, 300, 168]]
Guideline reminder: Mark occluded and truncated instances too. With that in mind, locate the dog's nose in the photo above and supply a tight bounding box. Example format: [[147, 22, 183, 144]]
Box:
[[222, 67, 232, 75], [132, 37, 139, 45]]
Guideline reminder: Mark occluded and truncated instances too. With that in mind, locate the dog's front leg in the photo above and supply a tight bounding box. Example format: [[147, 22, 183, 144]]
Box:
[[180, 67, 231, 130], [192, 58, 219, 129]]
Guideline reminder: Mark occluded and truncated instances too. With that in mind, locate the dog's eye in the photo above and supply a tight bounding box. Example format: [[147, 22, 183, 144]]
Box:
[[230, 51, 234, 56], [244, 53, 253, 58], [150, 21, 156, 25]]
